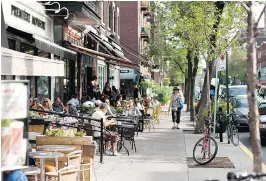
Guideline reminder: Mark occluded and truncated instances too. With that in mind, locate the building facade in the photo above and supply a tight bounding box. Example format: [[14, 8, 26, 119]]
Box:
[[1, 1, 137, 102], [119, 1, 152, 96]]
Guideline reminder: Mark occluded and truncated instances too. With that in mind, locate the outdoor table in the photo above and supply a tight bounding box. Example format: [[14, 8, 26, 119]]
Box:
[[37, 145, 76, 170], [37, 145, 76, 152], [29, 151, 64, 181], [116, 122, 137, 156]]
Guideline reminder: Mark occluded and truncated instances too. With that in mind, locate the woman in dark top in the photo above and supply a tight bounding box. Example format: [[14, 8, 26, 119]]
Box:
[[103, 82, 111, 99], [87, 75, 98, 99]]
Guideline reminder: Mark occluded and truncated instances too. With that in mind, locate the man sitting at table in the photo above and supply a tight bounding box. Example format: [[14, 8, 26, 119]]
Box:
[[91, 103, 121, 156]]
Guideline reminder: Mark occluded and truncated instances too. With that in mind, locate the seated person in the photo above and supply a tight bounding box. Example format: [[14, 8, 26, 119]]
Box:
[[115, 95, 122, 107], [126, 100, 142, 117], [91, 103, 121, 156], [82, 96, 94, 107], [67, 94, 79, 108], [151, 96, 160, 106], [52, 98, 64, 113]]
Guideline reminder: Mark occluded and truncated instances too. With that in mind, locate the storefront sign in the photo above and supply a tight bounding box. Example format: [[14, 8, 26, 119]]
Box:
[[11, 5, 45, 30], [3, 1, 52, 39], [11, 5, 30, 23], [64, 25, 84, 46]]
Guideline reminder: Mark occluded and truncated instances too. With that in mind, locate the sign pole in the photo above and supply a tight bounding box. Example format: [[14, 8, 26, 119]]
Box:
[[213, 60, 219, 137]]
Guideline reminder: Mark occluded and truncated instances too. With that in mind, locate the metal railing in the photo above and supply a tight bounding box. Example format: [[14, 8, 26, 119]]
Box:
[[29, 109, 105, 163]]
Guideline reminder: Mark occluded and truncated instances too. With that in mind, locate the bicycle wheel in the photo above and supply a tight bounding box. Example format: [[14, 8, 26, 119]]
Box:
[[231, 125, 239, 146], [193, 136, 218, 165]]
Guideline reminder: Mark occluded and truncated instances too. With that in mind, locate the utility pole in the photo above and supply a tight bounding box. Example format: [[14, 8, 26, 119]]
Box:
[[226, 51, 230, 144]]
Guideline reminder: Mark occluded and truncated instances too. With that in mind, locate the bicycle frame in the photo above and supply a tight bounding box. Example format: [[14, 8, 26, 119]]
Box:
[[202, 119, 212, 158]]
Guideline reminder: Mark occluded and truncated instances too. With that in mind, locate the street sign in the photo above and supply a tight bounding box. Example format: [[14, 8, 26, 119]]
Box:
[[218, 55, 226, 71]]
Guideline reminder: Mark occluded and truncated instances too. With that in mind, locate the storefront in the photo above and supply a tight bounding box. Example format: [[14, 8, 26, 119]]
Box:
[[1, 1, 76, 101]]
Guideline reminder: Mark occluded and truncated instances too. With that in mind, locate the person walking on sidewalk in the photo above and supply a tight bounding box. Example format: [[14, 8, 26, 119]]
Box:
[[168, 87, 184, 129]]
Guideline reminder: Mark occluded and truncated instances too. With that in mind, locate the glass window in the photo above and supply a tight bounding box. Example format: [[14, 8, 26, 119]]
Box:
[[37, 76, 49, 101], [235, 98, 248, 108], [8, 39, 16, 50], [20, 43, 34, 55], [109, 2, 113, 30], [229, 87, 247, 97]]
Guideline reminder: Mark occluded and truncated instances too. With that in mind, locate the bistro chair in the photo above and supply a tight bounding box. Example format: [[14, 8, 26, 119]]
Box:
[[45, 150, 82, 181], [58, 165, 79, 181], [143, 107, 155, 131], [23, 166, 40, 181]]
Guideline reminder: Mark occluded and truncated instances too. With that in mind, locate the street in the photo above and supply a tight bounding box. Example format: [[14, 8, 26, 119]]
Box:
[[239, 132, 266, 164]]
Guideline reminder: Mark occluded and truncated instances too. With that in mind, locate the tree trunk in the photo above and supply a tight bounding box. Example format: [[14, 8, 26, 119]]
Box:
[[187, 48, 192, 112], [184, 77, 188, 104], [190, 55, 199, 123], [195, 1, 225, 133], [246, 1, 262, 173]]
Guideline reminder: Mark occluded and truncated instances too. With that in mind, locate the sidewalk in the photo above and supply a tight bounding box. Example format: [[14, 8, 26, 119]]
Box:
[[93, 108, 254, 181]]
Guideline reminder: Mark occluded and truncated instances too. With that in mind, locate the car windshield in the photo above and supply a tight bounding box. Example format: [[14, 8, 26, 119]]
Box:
[[235, 98, 248, 108], [229, 87, 247, 97], [259, 103, 266, 109]]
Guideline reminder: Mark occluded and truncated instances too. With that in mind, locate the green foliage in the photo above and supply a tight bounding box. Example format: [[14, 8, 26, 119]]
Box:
[[1, 120, 14, 127], [153, 84, 172, 103], [140, 81, 153, 88], [46, 129, 84, 137]]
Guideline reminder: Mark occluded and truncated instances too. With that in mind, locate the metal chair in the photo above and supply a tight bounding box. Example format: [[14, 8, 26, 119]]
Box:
[[23, 166, 40, 181], [144, 107, 155, 131]]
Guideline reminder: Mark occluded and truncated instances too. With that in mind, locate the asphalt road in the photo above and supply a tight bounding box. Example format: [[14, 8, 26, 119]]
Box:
[[239, 131, 266, 164]]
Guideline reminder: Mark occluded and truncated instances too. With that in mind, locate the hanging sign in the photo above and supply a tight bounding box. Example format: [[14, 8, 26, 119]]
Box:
[[218, 55, 226, 71]]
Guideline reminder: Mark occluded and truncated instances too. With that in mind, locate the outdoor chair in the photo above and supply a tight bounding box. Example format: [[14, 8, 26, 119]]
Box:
[[45, 150, 82, 181], [23, 166, 40, 181], [58, 166, 79, 181], [144, 107, 156, 131], [117, 124, 137, 153], [29, 119, 50, 144]]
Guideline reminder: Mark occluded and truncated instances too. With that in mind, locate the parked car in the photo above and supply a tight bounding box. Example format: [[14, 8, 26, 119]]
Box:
[[228, 85, 247, 99], [259, 101, 266, 144], [231, 95, 263, 129]]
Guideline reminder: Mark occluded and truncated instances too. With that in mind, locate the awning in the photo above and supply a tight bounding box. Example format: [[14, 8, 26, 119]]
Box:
[[65, 41, 139, 70], [1, 47, 65, 76], [33, 35, 77, 60], [87, 32, 129, 61]]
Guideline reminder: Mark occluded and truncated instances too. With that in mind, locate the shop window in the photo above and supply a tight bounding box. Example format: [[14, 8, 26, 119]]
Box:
[[8, 39, 16, 50], [37, 76, 50, 101], [20, 43, 34, 55]]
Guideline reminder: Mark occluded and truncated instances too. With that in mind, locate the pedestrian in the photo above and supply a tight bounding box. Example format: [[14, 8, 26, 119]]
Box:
[[87, 75, 98, 99], [133, 83, 141, 100], [103, 82, 112, 99], [168, 87, 184, 129]]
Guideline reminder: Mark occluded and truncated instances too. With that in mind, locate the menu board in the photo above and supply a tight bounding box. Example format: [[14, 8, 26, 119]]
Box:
[[1, 81, 29, 171], [1, 82, 28, 119]]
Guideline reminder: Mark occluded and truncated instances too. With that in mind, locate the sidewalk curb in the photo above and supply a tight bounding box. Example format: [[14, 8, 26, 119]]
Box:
[[239, 141, 266, 173]]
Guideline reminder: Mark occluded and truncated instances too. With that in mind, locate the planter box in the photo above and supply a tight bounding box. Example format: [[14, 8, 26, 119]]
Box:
[[36, 135, 96, 181]]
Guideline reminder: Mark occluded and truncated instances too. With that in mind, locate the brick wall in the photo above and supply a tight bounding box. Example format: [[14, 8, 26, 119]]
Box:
[[120, 1, 140, 64], [258, 42, 266, 67]]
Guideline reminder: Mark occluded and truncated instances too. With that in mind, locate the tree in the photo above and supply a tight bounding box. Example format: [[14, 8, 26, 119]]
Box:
[[242, 1, 266, 173]]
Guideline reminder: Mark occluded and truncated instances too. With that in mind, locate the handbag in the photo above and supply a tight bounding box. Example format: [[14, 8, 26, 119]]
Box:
[[179, 99, 184, 110]]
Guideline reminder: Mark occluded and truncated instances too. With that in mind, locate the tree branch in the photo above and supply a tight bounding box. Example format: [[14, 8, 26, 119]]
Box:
[[241, 2, 251, 12], [173, 59, 185, 74], [255, 4, 266, 29]]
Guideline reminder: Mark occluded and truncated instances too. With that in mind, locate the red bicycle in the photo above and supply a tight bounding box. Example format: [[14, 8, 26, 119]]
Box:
[[193, 116, 218, 165]]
